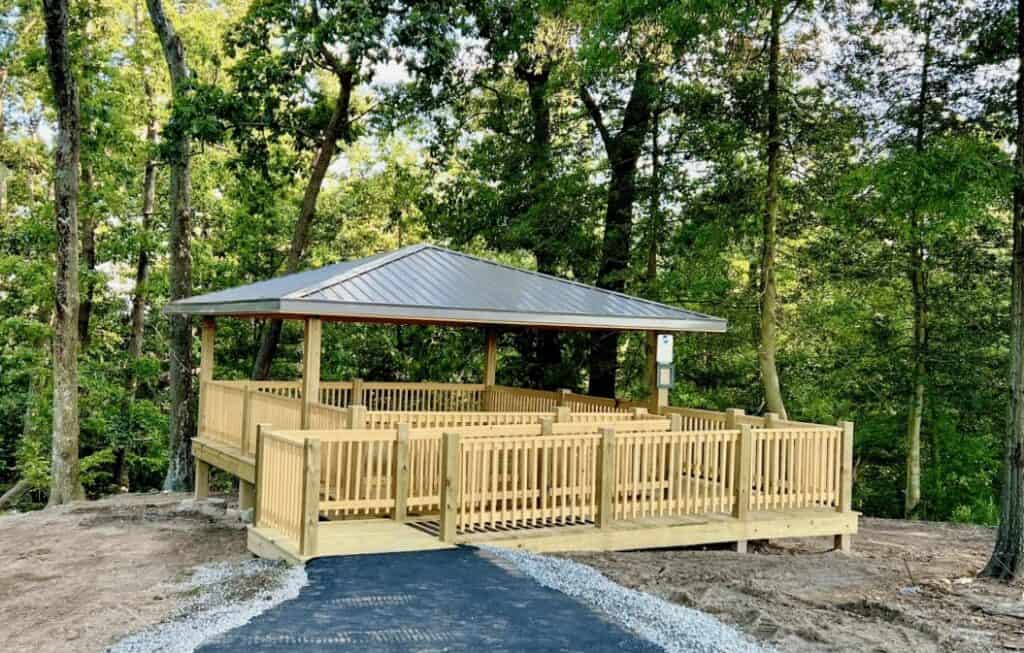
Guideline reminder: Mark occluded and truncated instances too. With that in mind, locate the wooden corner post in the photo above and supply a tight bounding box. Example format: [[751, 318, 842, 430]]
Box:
[[440, 431, 462, 543], [253, 423, 269, 527], [734, 424, 753, 521], [300, 318, 322, 429], [351, 378, 365, 407], [482, 329, 498, 411], [725, 408, 744, 430], [835, 420, 855, 553], [393, 423, 410, 522], [597, 427, 616, 528], [197, 317, 216, 439], [646, 331, 669, 414], [300, 437, 321, 557]]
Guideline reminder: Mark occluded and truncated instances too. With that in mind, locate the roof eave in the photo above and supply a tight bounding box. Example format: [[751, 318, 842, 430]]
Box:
[[163, 298, 728, 333]]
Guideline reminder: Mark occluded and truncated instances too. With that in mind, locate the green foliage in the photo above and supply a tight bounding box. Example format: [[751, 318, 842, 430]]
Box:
[[0, 0, 1016, 528]]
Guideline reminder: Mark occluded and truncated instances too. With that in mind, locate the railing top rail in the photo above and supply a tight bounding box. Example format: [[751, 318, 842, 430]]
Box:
[[362, 381, 487, 390]]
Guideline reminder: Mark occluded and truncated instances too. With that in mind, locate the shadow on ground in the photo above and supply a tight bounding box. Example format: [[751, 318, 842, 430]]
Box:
[[197, 547, 660, 652]]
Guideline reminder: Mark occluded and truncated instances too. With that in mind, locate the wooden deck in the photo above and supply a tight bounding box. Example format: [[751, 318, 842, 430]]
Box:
[[246, 507, 857, 562], [248, 518, 455, 564]]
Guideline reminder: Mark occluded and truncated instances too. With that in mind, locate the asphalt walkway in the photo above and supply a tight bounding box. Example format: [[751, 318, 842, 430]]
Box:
[[197, 547, 662, 652]]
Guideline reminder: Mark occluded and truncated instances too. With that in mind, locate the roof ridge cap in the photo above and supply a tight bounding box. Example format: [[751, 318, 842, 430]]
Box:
[[284, 243, 433, 299]]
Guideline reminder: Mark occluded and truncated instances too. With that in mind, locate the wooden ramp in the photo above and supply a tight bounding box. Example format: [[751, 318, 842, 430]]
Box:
[[249, 519, 455, 564]]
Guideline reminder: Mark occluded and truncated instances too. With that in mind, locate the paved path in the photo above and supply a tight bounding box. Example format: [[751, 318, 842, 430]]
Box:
[[197, 548, 662, 652]]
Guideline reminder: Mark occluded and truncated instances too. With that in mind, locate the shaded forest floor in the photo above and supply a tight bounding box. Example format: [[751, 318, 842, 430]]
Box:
[[3, 495, 1023, 652], [567, 518, 1024, 652], [0, 492, 262, 653]]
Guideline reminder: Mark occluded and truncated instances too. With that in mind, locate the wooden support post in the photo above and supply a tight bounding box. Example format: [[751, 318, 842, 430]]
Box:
[[253, 423, 268, 527], [394, 423, 410, 522], [541, 416, 554, 435], [241, 384, 253, 455], [483, 329, 498, 385], [835, 420, 855, 553], [440, 431, 461, 543], [646, 331, 669, 414], [299, 437, 321, 557], [347, 404, 366, 429], [195, 458, 210, 500], [555, 406, 570, 423], [197, 318, 216, 435], [733, 423, 754, 552], [725, 408, 744, 430], [734, 424, 753, 521], [669, 413, 683, 432], [300, 318, 322, 429], [556, 388, 571, 407], [238, 480, 255, 512], [597, 427, 616, 528], [351, 377, 365, 407]]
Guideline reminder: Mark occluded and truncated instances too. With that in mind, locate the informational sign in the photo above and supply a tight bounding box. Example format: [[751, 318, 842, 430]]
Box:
[[656, 334, 674, 364], [657, 363, 674, 389]]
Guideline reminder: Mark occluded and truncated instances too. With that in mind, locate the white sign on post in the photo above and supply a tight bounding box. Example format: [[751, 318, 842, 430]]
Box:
[[656, 334, 674, 364]]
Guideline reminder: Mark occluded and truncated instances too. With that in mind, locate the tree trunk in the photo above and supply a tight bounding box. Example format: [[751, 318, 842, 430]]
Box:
[[984, 0, 1024, 580], [42, 0, 84, 505], [581, 61, 655, 398], [759, 0, 788, 420], [905, 13, 933, 518], [78, 163, 96, 347], [647, 108, 662, 291], [252, 75, 353, 380], [516, 64, 563, 388], [146, 0, 194, 491]]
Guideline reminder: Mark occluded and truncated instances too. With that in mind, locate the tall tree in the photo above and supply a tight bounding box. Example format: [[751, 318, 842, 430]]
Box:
[[986, 0, 1024, 580], [42, 0, 84, 505], [230, 0, 392, 379], [759, 0, 788, 419], [580, 61, 656, 397], [146, 0, 194, 491]]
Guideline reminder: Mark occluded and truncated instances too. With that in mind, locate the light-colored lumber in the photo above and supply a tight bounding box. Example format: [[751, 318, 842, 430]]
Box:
[[394, 423, 410, 522], [300, 318, 322, 429], [734, 424, 753, 520], [300, 437, 321, 556], [597, 427, 615, 528], [483, 329, 498, 386], [440, 431, 461, 543], [195, 458, 210, 500]]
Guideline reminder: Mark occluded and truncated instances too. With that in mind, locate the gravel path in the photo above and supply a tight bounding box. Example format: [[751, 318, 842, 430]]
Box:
[[107, 559, 307, 653], [482, 546, 773, 653]]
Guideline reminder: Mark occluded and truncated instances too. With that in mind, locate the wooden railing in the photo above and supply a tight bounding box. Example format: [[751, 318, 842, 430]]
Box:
[[317, 430, 398, 519], [613, 428, 740, 519], [254, 417, 853, 553], [750, 427, 844, 510], [454, 432, 601, 533], [362, 410, 551, 430], [199, 381, 246, 450], [487, 385, 559, 411], [254, 431, 314, 553]]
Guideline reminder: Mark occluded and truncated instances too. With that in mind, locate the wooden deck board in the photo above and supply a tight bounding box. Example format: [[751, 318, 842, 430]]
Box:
[[247, 508, 857, 562], [248, 519, 456, 563]]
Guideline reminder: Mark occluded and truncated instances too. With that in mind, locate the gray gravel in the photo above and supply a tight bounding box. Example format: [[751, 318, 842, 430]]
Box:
[[481, 546, 773, 653], [106, 559, 307, 653]]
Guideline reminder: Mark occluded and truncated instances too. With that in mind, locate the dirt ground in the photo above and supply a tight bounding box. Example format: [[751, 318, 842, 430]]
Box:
[[4, 498, 1024, 653], [566, 517, 1024, 652], [0, 492, 251, 653]]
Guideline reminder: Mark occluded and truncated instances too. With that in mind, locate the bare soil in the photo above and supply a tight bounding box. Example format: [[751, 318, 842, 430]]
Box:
[[0, 492, 250, 653], [566, 517, 1024, 652], [3, 498, 1023, 653]]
